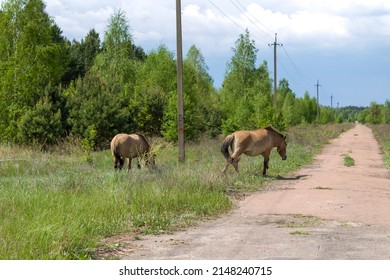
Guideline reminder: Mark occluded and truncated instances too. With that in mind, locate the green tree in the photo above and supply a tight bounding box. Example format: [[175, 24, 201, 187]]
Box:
[[185, 44, 213, 93], [161, 52, 203, 142], [357, 108, 369, 123], [66, 10, 144, 148], [66, 74, 130, 149], [0, 0, 66, 141], [221, 29, 258, 133], [319, 106, 333, 124], [18, 95, 62, 147], [131, 45, 176, 135], [277, 79, 302, 127], [91, 9, 138, 96], [384, 100, 390, 124], [301, 92, 317, 123], [220, 30, 274, 134], [62, 29, 101, 84], [185, 45, 223, 137], [366, 102, 382, 124], [282, 92, 297, 127]]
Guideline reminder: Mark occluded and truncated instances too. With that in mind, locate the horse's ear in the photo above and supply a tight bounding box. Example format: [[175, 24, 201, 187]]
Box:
[[283, 135, 287, 140]]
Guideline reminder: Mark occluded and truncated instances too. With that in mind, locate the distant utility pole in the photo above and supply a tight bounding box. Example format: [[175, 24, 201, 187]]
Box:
[[269, 33, 282, 110], [330, 94, 334, 122], [176, 0, 185, 163], [315, 80, 321, 122], [330, 94, 334, 109]]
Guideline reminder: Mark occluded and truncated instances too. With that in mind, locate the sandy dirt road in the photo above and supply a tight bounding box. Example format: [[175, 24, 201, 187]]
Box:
[[108, 124, 390, 260]]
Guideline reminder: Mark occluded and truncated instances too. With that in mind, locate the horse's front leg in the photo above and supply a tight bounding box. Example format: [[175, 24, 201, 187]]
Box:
[[136, 157, 141, 169], [261, 150, 271, 176], [262, 154, 270, 176], [127, 158, 132, 172], [262, 158, 268, 176]]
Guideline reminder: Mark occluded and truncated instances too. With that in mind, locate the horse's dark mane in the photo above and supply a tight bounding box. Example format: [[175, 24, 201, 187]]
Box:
[[265, 125, 286, 139], [135, 133, 151, 151]]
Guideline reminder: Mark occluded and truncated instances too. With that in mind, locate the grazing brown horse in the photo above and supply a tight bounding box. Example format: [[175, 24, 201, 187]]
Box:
[[221, 125, 287, 176], [110, 133, 156, 171]]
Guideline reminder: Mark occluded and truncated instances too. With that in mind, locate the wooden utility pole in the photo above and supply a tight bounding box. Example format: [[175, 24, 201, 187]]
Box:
[[315, 80, 321, 122], [176, 0, 185, 162], [330, 94, 334, 122], [269, 33, 282, 110], [330, 94, 333, 109]]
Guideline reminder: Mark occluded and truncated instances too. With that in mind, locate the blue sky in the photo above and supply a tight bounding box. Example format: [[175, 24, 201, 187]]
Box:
[[42, 0, 390, 107]]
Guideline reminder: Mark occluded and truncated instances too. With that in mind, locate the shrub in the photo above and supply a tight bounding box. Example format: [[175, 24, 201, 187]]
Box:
[[18, 97, 63, 147]]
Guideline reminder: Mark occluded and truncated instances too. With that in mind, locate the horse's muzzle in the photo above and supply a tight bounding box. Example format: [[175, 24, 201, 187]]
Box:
[[282, 155, 287, 160]]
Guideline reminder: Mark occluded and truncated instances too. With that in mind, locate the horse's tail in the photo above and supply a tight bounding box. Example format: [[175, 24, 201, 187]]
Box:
[[221, 134, 234, 163], [111, 136, 124, 169], [112, 145, 124, 167]]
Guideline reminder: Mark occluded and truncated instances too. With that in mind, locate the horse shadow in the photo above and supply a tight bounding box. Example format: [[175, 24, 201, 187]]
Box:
[[265, 174, 310, 180]]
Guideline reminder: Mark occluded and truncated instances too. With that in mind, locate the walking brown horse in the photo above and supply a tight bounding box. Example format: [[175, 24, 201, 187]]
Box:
[[221, 125, 287, 176], [110, 133, 156, 171]]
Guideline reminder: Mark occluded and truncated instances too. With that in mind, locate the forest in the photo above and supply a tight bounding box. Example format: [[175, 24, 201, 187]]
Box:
[[1, 0, 389, 149]]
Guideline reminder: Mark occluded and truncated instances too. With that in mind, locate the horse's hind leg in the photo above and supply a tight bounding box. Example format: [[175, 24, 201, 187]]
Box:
[[114, 156, 124, 170], [223, 158, 240, 174], [230, 149, 244, 174], [222, 160, 231, 173], [232, 158, 240, 173], [127, 158, 132, 172], [136, 158, 141, 169]]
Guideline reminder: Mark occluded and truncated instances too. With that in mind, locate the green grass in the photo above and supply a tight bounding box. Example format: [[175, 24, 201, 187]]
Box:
[[384, 142, 390, 168], [283, 214, 322, 228], [0, 123, 353, 259], [370, 124, 390, 169], [342, 154, 355, 167]]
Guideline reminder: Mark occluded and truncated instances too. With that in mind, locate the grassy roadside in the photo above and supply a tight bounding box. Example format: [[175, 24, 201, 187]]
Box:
[[369, 124, 390, 168], [0, 123, 353, 259]]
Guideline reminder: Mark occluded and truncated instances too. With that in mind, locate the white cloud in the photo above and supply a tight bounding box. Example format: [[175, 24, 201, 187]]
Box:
[[40, 0, 390, 52], [45, 0, 114, 40], [1, 0, 388, 104]]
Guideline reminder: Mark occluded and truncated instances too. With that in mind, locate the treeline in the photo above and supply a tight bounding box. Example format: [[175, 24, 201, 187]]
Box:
[[356, 102, 390, 124], [328, 103, 390, 124], [0, 0, 387, 149]]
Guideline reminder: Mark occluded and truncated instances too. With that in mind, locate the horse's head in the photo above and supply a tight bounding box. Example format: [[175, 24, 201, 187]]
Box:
[[277, 135, 287, 160], [145, 153, 157, 169]]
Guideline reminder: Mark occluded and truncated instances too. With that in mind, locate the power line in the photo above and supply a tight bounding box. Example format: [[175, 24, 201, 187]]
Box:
[[207, 0, 267, 45], [231, 0, 275, 38], [209, 0, 320, 103], [207, 1, 250, 35], [280, 46, 313, 88], [230, 0, 273, 42], [277, 56, 306, 93]]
